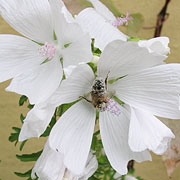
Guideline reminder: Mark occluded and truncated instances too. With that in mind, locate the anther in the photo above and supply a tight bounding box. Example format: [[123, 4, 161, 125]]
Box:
[[39, 42, 56, 60], [106, 99, 121, 116], [113, 12, 133, 27]]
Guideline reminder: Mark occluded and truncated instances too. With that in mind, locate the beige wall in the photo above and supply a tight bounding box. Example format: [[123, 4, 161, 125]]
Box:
[[0, 0, 180, 179], [114, 0, 180, 64], [0, 18, 47, 180]]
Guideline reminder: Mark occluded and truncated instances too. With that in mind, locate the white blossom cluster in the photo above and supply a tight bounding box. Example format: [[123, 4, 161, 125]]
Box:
[[0, 0, 180, 179]]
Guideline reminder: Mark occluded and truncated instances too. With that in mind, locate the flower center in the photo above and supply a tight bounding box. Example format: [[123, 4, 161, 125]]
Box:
[[39, 42, 56, 60], [112, 12, 133, 27], [106, 98, 121, 116], [89, 77, 121, 116]]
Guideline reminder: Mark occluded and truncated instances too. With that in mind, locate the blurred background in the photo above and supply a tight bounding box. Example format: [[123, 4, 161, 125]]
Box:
[[0, 0, 180, 179]]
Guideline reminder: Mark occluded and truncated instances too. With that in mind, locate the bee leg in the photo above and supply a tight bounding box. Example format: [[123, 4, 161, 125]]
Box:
[[105, 71, 110, 90], [79, 96, 92, 103]]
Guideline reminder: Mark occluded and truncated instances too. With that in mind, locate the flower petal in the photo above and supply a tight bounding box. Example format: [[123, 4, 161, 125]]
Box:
[[6, 57, 63, 104], [87, 0, 116, 22], [60, 1, 75, 23], [97, 40, 166, 80], [49, 0, 89, 47], [79, 151, 98, 180], [49, 64, 94, 106], [99, 105, 151, 175], [63, 65, 76, 79], [31, 140, 65, 180], [0, 0, 53, 43], [0, 35, 44, 83], [129, 107, 175, 155], [49, 100, 96, 175], [76, 8, 128, 51], [62, 33, 92, 68], [19, 104, 56, 142], [113, 64, 180, 119], [64, 151, 98, 180], [138, 37, 170, 56]]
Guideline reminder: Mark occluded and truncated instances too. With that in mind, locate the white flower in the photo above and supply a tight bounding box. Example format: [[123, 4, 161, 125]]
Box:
[[76, 0, 128, 51], [47, 40, 180, 175], [64, 65, 77, 79], [0, 0, 92, 105], [17, 36, 168, 142], [31, 140, 98, 180], [138, 37, 170, 56], [76, 0, 170, 57], [18, 62, 83, 142]]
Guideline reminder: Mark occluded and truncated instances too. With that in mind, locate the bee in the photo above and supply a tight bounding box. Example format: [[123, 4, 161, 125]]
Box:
[[80, 73, 110, 112], [90, 77, 108, 111]]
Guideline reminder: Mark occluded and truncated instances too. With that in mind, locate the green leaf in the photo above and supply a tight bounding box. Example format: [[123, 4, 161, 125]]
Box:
[[136, 176, 144, 180], [41, 109, 57, 137], [113, 96, 124, 105], [89, 176, 99, 180], [12, 127, 20, 133], [91, 134, 98, 151], [27, 104, 34, 110], [53, 31, 57, 40], [16, 150, 42, 162], [19, 95, 27, 106], [128, 36, 143, 42], [60, 57, 63, 67], [88, 62, 97, 73], [91, 137, 117, 179], [8, 132, 18, 143], [64, 43, 71, 48], [128, 168, 135, 175], [41, 116, 56, 137], [9, 126, 27, 150], [40, 58, 50, 65], [8, 127, 20, 145], [94, 130, 100, 136], [49, 116, 56, 127], [41, 126, 51, 137], [108, 75, 126, 84], [127, 13, 144, 36], [121, 175, 126, 180], [32, 40, 43, 46], [57, 101, 78, 117], [91, 38, 95, 52], [19, 140, 27, 151], [62, 102, 77, 113], [94, 48, 101, 55], [14, 169, 32, 178], [20, 114, 25, 124]]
